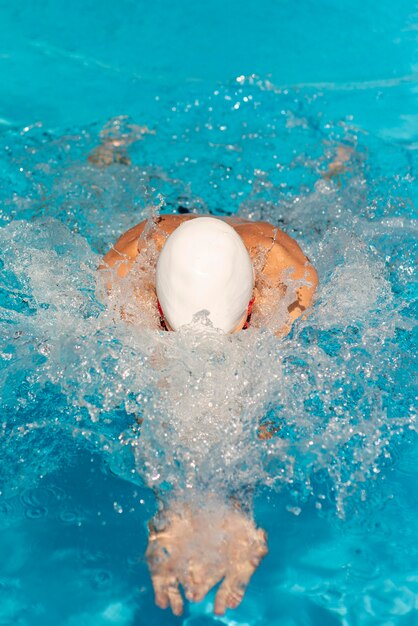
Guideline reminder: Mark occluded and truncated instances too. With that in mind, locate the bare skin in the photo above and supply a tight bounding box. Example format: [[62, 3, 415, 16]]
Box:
[[101, 214, 318, 336], [100, 214, 318, 615], [91, 128, 361, 615], [322, 145, 354, 184], [88, 115, 154, 167], [146, 502, 268, 616]]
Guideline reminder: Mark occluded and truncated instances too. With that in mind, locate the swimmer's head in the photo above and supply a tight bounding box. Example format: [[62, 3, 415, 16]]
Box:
[[156, 217, 254, 333]]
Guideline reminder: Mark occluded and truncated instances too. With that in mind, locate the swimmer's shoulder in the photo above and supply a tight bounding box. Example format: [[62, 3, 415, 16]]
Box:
[[101, 214, 195, 273], [102, 213, 315, 279], [229, 219, 318, 289], [160, 214, 313, 273], [101, 221, 147, 275], [227, 219, 307, 263], [235, 220, 319, 330]]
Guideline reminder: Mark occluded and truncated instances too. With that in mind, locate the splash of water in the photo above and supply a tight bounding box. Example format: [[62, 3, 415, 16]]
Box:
[[0, 81, 416, 517]]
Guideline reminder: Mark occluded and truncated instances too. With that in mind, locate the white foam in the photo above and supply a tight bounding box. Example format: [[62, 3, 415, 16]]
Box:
[[0, 105, 415, 516]]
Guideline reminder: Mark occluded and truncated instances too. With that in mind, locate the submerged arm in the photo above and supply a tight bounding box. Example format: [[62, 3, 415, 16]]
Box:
[[285, 260, 319, 329], [262, 236, 319, 336]]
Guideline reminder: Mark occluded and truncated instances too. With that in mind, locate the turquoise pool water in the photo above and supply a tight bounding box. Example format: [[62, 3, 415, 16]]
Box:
[[0, 1, 417, 625]]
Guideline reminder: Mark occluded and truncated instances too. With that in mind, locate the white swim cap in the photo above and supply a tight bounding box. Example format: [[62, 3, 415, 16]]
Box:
[[156, 217, 254, 333]]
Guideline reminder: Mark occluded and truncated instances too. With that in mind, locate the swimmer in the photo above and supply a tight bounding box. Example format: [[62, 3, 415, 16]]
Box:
[[101, 214, 318, 615], [101, 214, 318, 337]]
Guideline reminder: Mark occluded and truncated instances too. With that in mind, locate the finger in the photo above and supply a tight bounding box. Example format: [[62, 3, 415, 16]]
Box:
[[214, 577, 243, 616], [253, 528, 268, 561], [214, 580, 229, 616], [184, 573, 221, 603], [191, 578, 219, 603], [182, 558, 226, 603], [167, 582, 184, 616], [151, 571, 183, 615], [214, 559, 259, 615], [150, 575, 169, 610]]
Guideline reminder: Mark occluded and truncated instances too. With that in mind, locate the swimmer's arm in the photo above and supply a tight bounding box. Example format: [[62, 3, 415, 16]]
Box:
[[146, 496, 267, 616], [99, 220, 147, 285], [322, 145, 353, 181], [284, 261, 319, 331], [263, 242, 318, 336]]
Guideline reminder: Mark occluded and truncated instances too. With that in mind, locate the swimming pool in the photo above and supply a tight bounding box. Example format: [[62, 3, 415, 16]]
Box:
[[0, 1, 417, 624]]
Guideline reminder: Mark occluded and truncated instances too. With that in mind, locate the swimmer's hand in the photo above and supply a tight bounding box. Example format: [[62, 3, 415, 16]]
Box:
[[322, 145, 353, 181], [146, 502, 267, 616]]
